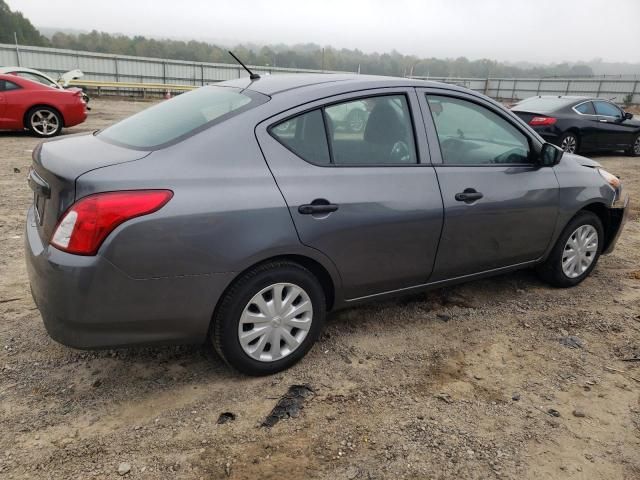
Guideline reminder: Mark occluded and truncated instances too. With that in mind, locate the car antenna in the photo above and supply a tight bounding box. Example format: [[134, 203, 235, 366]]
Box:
[[228, 51, 260, 80]]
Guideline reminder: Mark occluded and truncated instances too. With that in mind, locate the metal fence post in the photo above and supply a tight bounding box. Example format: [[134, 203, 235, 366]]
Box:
[[13, 33, 21, 67], [114, 56, 119, 82], [511, 79, 517, 101], [565, 80, 571, 95], [162, 61, 166, 84], [536, 79, 542, 95], [596, 79, 603, 97], [496, 79, 502, 100], [631, 80, 639, 105]]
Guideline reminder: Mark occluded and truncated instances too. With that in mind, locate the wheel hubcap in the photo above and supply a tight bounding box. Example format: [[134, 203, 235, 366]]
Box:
[[561, 135, 577, 153], [30, 110, 59, 136], [238, 283, 313, 362], [562, 225, 598, 278]]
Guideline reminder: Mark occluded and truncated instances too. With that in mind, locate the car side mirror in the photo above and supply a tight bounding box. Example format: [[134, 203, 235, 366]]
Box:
[[624, 112, 633, 120], [539, 143, 563, 167]]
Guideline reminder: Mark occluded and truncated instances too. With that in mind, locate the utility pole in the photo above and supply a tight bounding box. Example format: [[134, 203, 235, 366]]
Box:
[[321, 48, 325, 72], [14, 32, 21, 67]]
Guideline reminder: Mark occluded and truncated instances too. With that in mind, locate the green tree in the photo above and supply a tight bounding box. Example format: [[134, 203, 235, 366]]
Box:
[[0, 0, 48, 46]]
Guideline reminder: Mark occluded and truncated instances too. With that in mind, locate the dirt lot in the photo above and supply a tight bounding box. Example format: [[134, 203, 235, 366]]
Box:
[[1, 98, 640, 480]]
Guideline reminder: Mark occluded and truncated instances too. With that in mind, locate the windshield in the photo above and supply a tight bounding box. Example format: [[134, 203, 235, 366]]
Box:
[[99, 86, 268, 149]]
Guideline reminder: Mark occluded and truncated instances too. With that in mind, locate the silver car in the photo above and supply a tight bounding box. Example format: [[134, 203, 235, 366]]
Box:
[[25, 74, 629, 375]]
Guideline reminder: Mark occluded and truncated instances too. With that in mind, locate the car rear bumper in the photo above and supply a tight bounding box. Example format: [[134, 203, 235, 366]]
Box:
[[529, 126, 561, 143], [602, 189, 630, 254], [25, 206, 233, 349], [63, 104, 88, 128]]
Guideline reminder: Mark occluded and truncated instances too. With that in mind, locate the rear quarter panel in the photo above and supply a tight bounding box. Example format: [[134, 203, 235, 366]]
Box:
[[8, 87, 83, 128], [75, 111, 342, 294]]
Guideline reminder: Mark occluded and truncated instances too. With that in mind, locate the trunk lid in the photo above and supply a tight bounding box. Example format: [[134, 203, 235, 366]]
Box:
[[512, 110, 538, 125], [29, 132, 150, 240]]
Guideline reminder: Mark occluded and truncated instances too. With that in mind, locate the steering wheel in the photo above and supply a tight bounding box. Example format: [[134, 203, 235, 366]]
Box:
[[390, 141, 411, 163]]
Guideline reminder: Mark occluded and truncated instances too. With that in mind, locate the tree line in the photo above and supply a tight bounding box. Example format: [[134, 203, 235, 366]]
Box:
[[45, 31, 595, 78]]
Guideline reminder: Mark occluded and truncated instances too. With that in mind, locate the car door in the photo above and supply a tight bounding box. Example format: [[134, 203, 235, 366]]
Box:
[[0, 79, 23, 128], [593, 100, 635, 149], [417, 88, 559, 281], [256, 89, 444, 300], [570, 100, 602, 152], [0, 81, 6, 121]]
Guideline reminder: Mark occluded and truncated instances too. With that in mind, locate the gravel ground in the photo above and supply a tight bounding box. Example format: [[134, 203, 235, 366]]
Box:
[[1, 98, 640, 480]]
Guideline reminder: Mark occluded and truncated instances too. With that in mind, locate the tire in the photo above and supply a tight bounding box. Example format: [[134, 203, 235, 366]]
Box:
[[536, 211, 603, 288], [626, 134, 640, 157], [211, 261, 326, 376], [26, 106, 63, 137], [558, 132, 579, 154]]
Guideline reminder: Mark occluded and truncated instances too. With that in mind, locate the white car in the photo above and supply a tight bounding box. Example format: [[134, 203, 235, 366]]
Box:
[[0, 66, 90, 106]]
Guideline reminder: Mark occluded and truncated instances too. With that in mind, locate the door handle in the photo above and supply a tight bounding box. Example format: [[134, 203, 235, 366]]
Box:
[[298, 200, 339, 215], [455, 189, 483, 203], [599, 119, 608, 123]]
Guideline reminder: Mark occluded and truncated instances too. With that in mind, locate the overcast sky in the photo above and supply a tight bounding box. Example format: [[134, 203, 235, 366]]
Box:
[[7, 0, 639, 63]]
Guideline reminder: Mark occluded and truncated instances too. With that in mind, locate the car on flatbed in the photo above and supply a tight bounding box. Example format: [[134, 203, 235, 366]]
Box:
[[25, 74, 629, 375]]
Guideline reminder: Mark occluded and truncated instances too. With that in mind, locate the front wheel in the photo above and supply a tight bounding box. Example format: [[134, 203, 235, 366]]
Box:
[[27, 106, 63, 137], [627, 134, 640, 157], [211, 261, 326, 375], [536, 211, 603, 287], [559, 132, 579, 154]]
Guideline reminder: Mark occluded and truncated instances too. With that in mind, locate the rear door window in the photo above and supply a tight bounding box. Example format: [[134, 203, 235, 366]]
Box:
[[270, 94, 418, 166], [325, 95, 417, 165], [99, 86, 268, 150], [574, 102, 595, 115], [270, 109, 331, 165]]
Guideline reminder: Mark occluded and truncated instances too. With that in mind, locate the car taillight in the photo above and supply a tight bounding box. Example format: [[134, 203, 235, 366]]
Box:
[[51, 190, 173, 255], [529, 116, 557, 126]]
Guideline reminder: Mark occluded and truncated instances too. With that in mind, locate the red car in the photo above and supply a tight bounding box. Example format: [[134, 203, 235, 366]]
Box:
[[0, 73, 87, 137]]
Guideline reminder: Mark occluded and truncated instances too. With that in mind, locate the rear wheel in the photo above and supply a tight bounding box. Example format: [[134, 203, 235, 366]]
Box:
[[27, 107, 62, 137], [627, 134, 640, 157], [559, 132, 579, 154], [211, 261, 325, 375], [536, 211, 603, 287]]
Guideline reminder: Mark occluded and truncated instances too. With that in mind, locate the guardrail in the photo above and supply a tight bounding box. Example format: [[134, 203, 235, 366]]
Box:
[[69, 79, 196, 97], [0, 42, 350, 86]]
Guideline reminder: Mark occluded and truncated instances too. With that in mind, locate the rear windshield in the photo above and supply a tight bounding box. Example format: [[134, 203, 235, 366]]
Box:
[[99, 86, 268, 149], [512, 97, 576, 113]]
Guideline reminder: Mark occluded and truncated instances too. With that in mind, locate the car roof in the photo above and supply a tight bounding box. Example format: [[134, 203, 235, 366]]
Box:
[[218, 73, 463, 96], [0, 73, 21, 81], [0, 73, 57, 89], [0, 66, 51, 76], [519, 95, 591, 102]]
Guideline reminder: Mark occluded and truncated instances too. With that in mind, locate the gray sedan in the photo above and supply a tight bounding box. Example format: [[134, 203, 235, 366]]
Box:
[[25, 74, 629, 375]]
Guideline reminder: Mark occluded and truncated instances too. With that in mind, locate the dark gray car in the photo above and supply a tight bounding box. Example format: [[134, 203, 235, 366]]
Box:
[[25, 74, 629, 375]]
